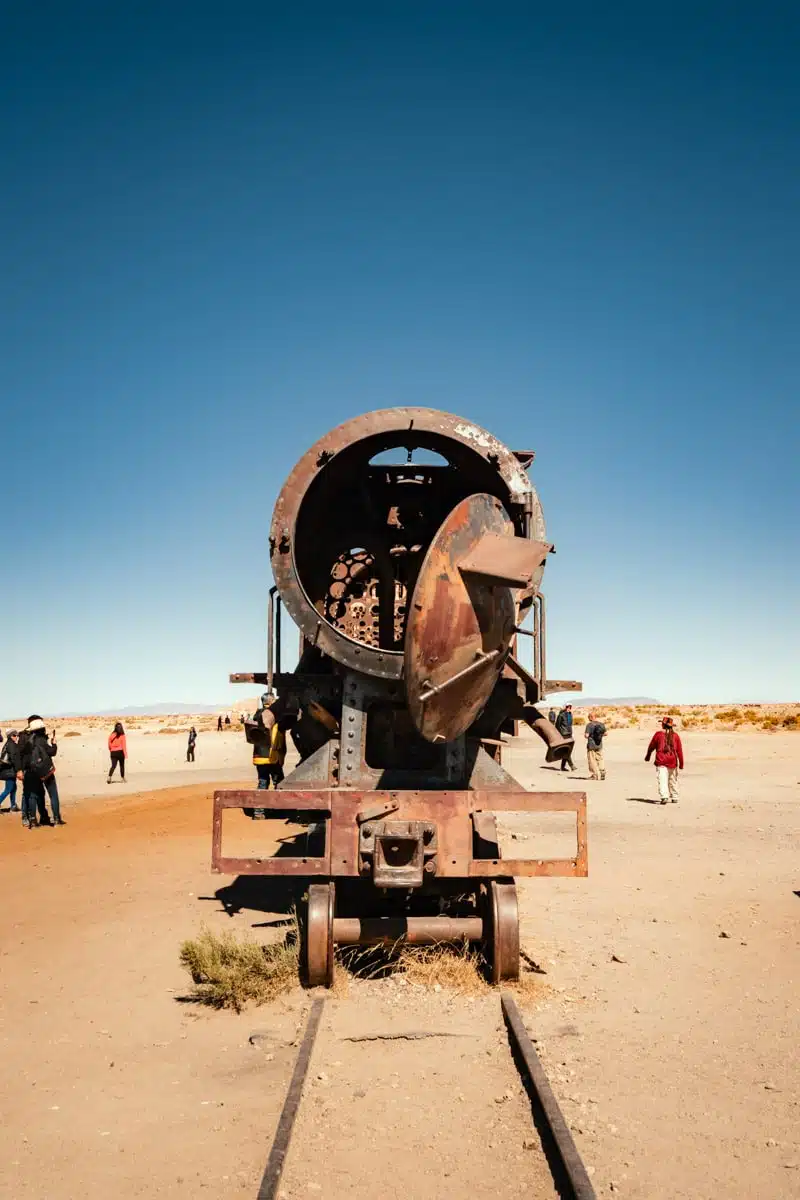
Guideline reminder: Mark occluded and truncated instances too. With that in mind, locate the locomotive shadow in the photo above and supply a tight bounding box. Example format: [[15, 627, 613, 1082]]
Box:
[[206, 875, 306, 923], [201, 828, 325, 923]]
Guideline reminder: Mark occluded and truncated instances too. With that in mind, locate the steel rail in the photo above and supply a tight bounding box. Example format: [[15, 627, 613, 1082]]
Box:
[[256, 998, 325, 1200], [501, 992, 597, 1200], [253, 990, 596, 1200]]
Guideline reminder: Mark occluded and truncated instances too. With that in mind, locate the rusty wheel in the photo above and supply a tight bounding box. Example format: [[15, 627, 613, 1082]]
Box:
[[306, 882, 335, 987], [488, 879, 520, 983]]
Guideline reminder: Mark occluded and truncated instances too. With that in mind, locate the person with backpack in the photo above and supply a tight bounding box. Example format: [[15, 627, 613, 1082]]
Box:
[[186, 727, 197, 763], [555, 705, 576, 771], [22, 717, 63, 827], [584, 712, 607, 780], [0, 730, 22, 812], [107, 722, 127, 782], [645, 716, 685, 804], [243, 694, 289, 818]]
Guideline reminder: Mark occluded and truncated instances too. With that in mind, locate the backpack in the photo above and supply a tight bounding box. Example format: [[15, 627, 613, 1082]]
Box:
[[29, 738, 54, 779], [0, 742, 13, 780]]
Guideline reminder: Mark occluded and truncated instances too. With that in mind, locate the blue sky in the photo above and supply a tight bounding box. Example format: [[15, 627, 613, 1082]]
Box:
[[1, 2, 797, 715]]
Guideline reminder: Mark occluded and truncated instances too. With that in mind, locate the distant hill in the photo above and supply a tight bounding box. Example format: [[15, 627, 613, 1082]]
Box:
[[553, 697, 661, 707], [53, 702, 236, 717]]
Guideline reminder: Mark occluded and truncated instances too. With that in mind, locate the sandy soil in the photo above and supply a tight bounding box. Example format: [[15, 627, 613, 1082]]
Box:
[[0, 726, 798, 1199]]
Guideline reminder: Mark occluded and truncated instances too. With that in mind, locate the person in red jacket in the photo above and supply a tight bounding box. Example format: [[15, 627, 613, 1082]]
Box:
[[645, 716, 684, 804], [107, 722, 127, 783]]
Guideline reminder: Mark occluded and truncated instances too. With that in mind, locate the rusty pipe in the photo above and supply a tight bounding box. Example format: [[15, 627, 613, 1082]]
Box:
[[332, 916, 484, 946], [538, 592, 547, 696], [267, 585, 278, 694], [418, 649, 501, 705], [532, 596, 540, 693], [522, 705, 574, 763]]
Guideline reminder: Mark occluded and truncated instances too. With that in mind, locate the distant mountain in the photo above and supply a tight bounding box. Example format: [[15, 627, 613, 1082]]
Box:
[[53, 702, 241, 717], [554, 696, 661, 707]]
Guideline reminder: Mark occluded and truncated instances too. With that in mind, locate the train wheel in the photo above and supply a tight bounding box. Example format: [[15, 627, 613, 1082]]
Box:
[[306, 882, 335, 987], [487, 879, 520, 983]]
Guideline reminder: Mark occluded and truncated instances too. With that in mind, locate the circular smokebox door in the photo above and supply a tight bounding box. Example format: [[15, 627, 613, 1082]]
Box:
[[404, 492, 519, 743]]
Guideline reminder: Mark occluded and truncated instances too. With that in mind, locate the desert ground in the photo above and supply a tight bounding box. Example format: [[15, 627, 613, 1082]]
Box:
[[0, 710, 798, 1199]]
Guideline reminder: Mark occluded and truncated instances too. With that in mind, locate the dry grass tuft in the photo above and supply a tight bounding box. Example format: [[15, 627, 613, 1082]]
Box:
[[179, 925, 299, 1012], [396, 942, 489, 993], [337, 938, 548, 999]]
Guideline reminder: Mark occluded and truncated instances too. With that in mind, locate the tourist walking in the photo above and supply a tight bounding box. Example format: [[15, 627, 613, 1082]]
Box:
[[107, 722, 127, 783], [584, 712, 607, 779], [0, 730, 22, 812], [187, 727, 197, 762], [217, 715, 223, 732], [555, 705, 576, 771], [645, 716, 684, 804]]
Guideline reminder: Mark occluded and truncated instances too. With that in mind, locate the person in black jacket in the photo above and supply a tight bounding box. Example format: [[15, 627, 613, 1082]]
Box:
[[0, 731, 22, 812], [555, 705, 576, 771], [21, 716, 63, 828]]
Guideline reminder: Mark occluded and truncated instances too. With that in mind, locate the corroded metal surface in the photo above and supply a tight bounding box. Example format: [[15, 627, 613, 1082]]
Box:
[[269, 408, 545, 680], [501, 993, 599, 1199], [213, 788, 588, 880], [306, 882, 335, 987], [489, 880, 520, 982], [405, 492, 538, 742], [218, 405, 586, 982], [332, 916, 484, 945]]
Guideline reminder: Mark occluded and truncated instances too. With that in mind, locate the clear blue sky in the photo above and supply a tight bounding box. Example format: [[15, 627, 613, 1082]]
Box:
[[1, 2, 798, 715]]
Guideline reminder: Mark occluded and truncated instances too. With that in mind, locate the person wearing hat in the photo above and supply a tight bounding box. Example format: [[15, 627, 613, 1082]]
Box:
[[555, 704, 576, 771], [21, 716, 63, 827], [645, 716, 685, 804], [243, 693, 288, 818], [0, 730, 22, 812]]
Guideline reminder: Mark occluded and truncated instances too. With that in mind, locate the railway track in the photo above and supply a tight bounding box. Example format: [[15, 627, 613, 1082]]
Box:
[[254, 992, 596, 1200]]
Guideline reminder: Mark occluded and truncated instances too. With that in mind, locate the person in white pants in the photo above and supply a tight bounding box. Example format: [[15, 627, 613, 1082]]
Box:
[[645, 716, 684, 804]]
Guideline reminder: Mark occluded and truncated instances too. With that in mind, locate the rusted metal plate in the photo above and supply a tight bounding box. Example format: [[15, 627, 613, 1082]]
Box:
[[405, 493, 520, 743], [211, 790, 332, 875], [215, 856, 329, 877], [213, 789, 586, 879], [213, 790, 333, 810], [470, 858, 583, 878], [460, 533, 551, 589]]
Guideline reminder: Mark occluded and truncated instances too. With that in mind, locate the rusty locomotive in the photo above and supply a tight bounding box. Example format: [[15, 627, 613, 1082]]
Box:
[[212, 408, 586, 984]]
